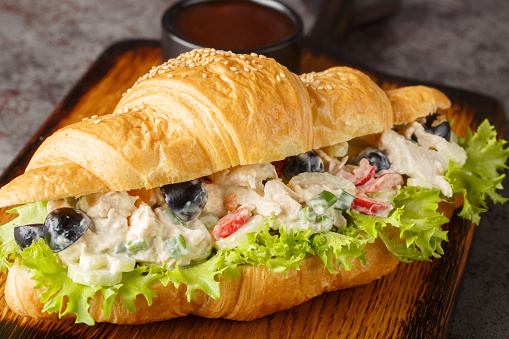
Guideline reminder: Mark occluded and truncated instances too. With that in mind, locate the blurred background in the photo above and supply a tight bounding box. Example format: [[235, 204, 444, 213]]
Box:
[[0, 0, 508, 337]]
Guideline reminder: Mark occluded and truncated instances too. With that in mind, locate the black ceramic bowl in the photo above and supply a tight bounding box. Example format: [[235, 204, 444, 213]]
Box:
[[161, 0, 303, 72]]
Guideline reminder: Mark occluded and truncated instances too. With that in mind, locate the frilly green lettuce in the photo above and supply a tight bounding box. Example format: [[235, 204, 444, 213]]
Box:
[[0, 201, 48, 272], [446, 119, 509, 224], [350, 186, 449, 263]]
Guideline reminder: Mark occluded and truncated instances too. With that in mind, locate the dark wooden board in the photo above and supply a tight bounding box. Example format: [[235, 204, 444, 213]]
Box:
[[0, 40, 505, 339]]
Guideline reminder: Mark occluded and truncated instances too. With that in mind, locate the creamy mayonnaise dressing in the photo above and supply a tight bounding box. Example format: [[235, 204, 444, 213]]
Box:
[[54, 190, 212, 268], [379, 122, 466, 197]]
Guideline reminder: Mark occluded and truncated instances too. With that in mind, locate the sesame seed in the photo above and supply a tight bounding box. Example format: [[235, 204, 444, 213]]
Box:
[[230, 67, 238, 71], [276, 75, 281, 82], [203, 73, 207, 78], [91, 115, 98, 119], [167, 74, 173, 77], [239, 55, 245, 59], [326, 85, 333, 90], [214, 58, 221, 62], [235, 71, 240, 75], [345, 121, 352, 126], [94, 119, 102, 124], [244, 66, 250, 72], [259, 55, 267, 59], [250, 53, 258, 57], [182, 74, 188, 78], [318, 86, 324, 90], [280, 73, 286, 78], [224, 61, 229, 65]]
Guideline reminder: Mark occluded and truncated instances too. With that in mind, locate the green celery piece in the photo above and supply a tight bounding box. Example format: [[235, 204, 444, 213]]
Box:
[[298, 206, 316, 223], [334, 190, 355, 211], [199, 212, 219, 229], [126, 239, 148, 255], [309, 190, 338, 214], [164, 208, 187, 226], [165, 234, 190, 258]]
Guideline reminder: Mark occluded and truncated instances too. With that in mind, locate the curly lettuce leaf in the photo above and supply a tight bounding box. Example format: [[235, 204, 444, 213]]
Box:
[[310, 231, 369, 273], [351, 186, 449, 263], [446, 119, 509, 224], [21, 239, 100, 325], [216, 223, 315, 276], [161, 256, 225, 301], [19, 239, 164, 325], [0, 201, 48, 272]]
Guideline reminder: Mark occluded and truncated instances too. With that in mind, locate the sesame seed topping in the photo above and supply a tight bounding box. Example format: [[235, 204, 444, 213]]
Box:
[[345, 121, 352, 126], [250, 53, 258, 57], [91, 115, 98, 119], [203, 74, 207, 78], [318, 86, 324, 90], [244, 66, 250, 72], [182, 74, 188, 78], [259, 55, 267, 59], [280, 73, 286, 78], [230, 67, 238, 71], [276, 75, 281, 81], [326, 85, 333, 90], [167, 74, 173, 77]]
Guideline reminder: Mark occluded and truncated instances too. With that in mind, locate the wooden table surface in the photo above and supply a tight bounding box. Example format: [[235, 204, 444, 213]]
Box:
[[0, 40, 505, 339]]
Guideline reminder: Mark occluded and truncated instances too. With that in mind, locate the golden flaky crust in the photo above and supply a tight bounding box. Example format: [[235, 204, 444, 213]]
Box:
[[6, 239, 399, 324], [386, 85, 451, 125], [0, 51, 449, 208]]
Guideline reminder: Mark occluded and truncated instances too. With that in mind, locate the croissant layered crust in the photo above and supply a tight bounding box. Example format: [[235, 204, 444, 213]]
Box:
[[0, 50, 449, 208]]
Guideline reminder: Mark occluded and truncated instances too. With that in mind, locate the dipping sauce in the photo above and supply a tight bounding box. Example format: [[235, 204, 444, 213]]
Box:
[[172, 1, 296, 50]]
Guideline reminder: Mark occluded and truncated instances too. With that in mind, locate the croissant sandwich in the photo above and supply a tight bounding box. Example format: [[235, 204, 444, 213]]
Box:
[[0, 49, 507, 325]]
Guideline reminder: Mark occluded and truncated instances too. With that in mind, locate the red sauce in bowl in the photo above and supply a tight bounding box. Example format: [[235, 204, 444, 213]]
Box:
[[172, 1, 296, 50]]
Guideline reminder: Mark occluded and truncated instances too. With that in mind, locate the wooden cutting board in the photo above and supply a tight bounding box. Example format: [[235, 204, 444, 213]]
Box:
[[0, 40, 505, 339]]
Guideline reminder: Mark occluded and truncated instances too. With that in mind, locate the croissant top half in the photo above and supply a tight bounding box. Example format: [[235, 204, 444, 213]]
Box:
[[0, 49, 450, 208]]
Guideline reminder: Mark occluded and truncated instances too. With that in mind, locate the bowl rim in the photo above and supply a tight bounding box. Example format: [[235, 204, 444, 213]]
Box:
[[161, 0, 304, 54]]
